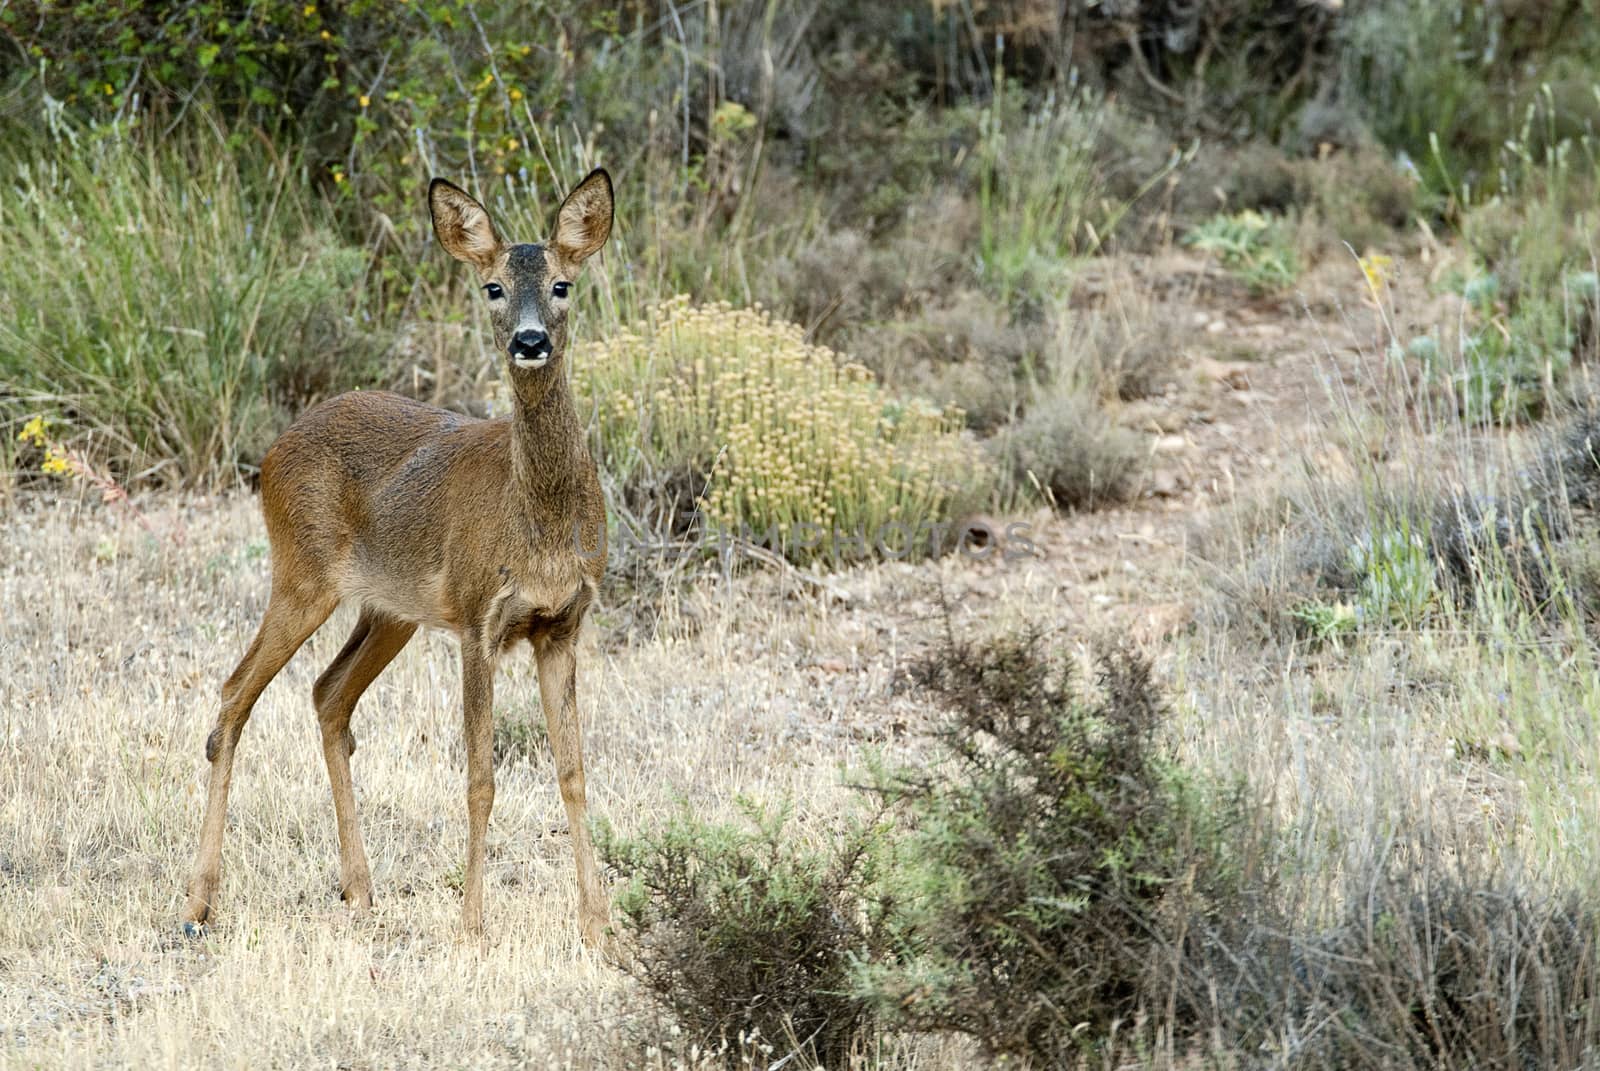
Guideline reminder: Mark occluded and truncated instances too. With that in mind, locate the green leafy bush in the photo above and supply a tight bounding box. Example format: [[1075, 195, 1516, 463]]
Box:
[[1184, 209, 1298, 293]]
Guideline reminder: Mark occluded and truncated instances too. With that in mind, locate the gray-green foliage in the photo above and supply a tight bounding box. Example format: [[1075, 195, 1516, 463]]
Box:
[[597, 800, 894, 1068], [858, 634, 1249, 1064], [1337, 0, 1600, 198], [996, 391, 1143, 511]]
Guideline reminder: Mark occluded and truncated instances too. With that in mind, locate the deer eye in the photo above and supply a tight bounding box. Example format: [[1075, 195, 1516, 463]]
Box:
[[552, 281, 570, 299], [483, 283, 505, 300]]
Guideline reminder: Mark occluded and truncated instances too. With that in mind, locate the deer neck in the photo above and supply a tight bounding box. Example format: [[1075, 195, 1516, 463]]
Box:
[[508, 369, 588, 532]]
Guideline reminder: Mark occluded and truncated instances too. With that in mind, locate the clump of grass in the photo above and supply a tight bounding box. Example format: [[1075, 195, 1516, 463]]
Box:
[[973, 83, 1104, 311], [1185, 209, 1299, 293], [575, 298, 991, 565], [0, 126, 389, 485], [994, 391, 1143, 511], [492, 709, 547, 768], [1284, 861, 1600, 1069]]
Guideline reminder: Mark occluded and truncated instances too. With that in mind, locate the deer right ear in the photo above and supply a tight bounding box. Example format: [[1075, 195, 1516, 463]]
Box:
[[429, 179, 502, 272]]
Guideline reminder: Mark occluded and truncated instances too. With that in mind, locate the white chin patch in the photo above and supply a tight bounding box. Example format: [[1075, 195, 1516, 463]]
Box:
[[511, 355, 550, 369]]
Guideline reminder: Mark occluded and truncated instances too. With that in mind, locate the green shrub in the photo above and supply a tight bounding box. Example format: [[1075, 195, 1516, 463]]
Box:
[[1337, 0, 1600, 201], [1184, 209, 1298, 293], [859, 633, 1250, 1065], [492, 708, 548, 768], [0, 127, 388, 484], [597, 801, 892, 1069], [574, 298, 991, 566], [1, 2, 667, 213]]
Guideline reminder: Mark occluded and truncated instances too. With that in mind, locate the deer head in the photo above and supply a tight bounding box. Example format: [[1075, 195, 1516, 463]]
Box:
[[428, 169, 614, 408]]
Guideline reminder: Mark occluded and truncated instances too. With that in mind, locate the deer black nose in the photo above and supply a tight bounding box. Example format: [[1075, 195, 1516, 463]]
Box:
[[509, 328, 552, 361]]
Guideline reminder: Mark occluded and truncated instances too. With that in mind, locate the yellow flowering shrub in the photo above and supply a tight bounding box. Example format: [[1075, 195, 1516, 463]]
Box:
[[575, 298, 990, 565]]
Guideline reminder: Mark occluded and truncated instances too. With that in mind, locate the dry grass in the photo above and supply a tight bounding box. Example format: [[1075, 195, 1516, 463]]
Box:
[[10, 256, 1600, 1068], [0, 492, 975, 1069]]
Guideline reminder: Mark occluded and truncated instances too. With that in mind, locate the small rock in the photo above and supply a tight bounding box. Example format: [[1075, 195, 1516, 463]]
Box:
[[1154, 435, 1188, 454]]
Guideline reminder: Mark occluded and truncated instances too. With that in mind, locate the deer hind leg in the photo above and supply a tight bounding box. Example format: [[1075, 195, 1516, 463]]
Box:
[[533, 632, 609, 949], [183, 584, 335, 933], [311, 609, 416, 913]]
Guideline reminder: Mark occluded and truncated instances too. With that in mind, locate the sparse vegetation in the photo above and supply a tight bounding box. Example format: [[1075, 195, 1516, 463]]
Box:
[[995, 391, 1142, 511]]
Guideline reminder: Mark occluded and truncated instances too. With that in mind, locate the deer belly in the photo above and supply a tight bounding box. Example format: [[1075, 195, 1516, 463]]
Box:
[[338, 563, 461, 631]]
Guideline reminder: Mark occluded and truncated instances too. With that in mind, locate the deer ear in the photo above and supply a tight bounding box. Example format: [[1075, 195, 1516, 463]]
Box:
[[429, 179, 502, 272], [551, 168, 613, 267]]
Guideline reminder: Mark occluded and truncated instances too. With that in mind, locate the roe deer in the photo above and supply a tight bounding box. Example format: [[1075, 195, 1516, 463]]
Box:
[[181, 170, 615, 945]]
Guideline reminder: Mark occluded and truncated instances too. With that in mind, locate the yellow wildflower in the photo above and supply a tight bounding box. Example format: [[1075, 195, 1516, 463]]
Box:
[[18, 415, 47, 448], [1360, 253, 1394, 296], [359, 94, 370, 108]]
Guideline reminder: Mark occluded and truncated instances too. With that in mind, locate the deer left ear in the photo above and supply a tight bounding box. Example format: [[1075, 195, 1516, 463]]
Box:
[[551, 168, 613, 267]]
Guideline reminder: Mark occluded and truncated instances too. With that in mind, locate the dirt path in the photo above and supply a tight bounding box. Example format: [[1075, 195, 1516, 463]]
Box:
[[902, 256, 1379, 651]]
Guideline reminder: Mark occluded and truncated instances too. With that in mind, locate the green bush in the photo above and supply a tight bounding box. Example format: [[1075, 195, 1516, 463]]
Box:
[[1337, 0, 1600, 201], [0, 128, 388, 484], [1184, 209, 1298, 293], [0, 2, 664, 207], [859, 633, 1250, 1064], [597, 801, 892, 1069]]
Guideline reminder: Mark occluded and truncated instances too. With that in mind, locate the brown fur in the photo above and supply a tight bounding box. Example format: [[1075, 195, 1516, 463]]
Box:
[[182, 170, 616, 946]]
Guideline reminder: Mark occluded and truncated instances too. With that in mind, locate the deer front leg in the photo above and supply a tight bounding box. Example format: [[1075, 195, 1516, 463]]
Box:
[[533, 633, 609, 948], [459, 639, 495, 935]]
